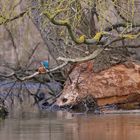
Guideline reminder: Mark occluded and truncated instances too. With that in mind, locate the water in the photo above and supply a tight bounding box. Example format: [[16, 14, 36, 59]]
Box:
[[0, 81, 140, 140], [0, 112, 140, 140]]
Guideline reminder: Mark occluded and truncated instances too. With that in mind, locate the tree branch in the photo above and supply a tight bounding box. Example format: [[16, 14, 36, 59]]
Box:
[[0, 72, 15, 78], [18, 61, 68, 81], [14, 36, 122, 81], [0, 11, 27, 26], [43, 10, 98, 45], [57, 37, 122, 63], [57, 47, 104, 62], [105, 22, 140, 32], [43, 10, 140, 45]]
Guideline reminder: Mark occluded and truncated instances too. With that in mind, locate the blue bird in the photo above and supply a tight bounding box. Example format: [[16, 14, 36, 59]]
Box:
[[41, 60, 49, 69]]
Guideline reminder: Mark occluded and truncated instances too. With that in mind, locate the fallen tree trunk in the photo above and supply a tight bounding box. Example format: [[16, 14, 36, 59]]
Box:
[[55, 60, 140, 112]]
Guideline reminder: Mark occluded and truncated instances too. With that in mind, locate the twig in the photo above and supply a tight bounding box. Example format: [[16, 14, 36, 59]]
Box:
[[0, 72, 15, 78], [20, 72, 40, 81], [4, 81, 17, 100], [24, 82, 34, 95], [17, 82, 23, 103], [105, 22, 140, 32], [0, 11, 27, 26], [25, 42, 40, 68], [12, 0, 23, 11], [119, 45, 140, 48], [4, 25, 20, 67], [35, 83, 42, 96], [48, 61, 68, 72], [0, 81, 16, 87], [19, 61, 68, 81], [0, 60, 68, 81], [57, 47, 104, 62]]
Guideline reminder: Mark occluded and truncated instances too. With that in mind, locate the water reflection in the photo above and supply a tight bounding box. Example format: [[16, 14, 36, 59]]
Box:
[[0, 112, 140, 140]]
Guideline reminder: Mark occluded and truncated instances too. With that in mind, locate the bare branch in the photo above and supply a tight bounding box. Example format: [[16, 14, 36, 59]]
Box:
[[25, 42, 41, 68], [4, 25, 20, 67], [43, 10, 98, 45], [105, 22, 140, 32], [12, 0, 23, 11], [19, 72, 39, 81], [127, 45, 140, 48], [0, 11, 27, 25], [57, 47, 104, 62], [4, 81, 17, 100], [0, 63, 68, 81], [0, 72, 15, 78], [43, 10, 140, 45], [19, 61, 68, 81], [48, 61, 68, 72]]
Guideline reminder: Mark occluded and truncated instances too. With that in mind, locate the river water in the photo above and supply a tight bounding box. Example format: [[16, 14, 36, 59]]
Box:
[[0, 111, 140, 140], [0, 81, 140, 140]]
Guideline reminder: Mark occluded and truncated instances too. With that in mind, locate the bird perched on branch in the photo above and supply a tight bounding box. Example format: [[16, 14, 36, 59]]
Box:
[[38, 60, 49, 74]]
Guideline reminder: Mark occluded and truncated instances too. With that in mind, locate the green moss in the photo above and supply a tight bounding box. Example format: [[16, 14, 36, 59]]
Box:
[[76, 35, 85, 43], [122, 34, 137, 39], [93, 32, 108, 42]]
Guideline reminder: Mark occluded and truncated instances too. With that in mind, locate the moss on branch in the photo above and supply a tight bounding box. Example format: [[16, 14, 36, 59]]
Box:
[[43, 10, 140, 45], [43, 10, 98, 45], [0, 11, 26, 25]]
